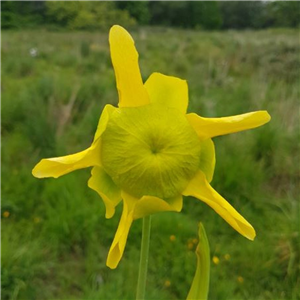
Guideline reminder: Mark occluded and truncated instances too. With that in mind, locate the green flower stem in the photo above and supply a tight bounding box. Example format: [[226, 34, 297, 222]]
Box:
[[136, 215, 152, 300]]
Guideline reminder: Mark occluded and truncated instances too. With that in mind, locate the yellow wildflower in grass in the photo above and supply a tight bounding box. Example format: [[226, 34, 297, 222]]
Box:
[[169, 235, 176, 242], [32, 25, 271, 269], [3, 211, 10, 218], [34, 217, 41, 223], [164, 280, 171, 288], [224, 253, 231, 261], [187, 238, 196, 250], [187, 242, 195, 250], [212, 256, 220, 265], [237, 276, 244, 284]]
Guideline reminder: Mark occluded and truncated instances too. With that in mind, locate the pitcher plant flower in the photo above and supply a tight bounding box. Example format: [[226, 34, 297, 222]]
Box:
[[32, 25, 271, 269]]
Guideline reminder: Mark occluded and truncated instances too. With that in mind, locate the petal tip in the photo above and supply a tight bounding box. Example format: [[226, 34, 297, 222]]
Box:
[[32, 172, 43, 179], [106, 261, 117, 270], [243, 226, 256, 241], [109, 24, 123, 34], [256, 110, 271, 126], [32, 167, 39, 178], [106, 245, 122, 269], [264, 111, 271, 123], [109, 25, 132, 43], [105, 210, 115, 219], [32, 161, 54, 179], [248, 231, 256, 241]]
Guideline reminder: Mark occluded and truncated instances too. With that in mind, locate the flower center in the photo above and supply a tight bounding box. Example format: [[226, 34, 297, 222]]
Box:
[[101, 104, 201, 199]]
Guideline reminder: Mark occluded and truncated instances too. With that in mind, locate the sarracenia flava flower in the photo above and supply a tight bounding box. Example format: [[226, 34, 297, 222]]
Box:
[[32, 25, 271, 269]]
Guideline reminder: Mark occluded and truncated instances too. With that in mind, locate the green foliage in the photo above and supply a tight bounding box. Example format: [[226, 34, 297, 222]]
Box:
[[45, 1, 79, 27], [1, 1, 45, 29], [1, 28, 299, 300], [45, 1, 135, 30], [219, 1, 266, 29], [267, 1, 300, 28], [116, 1, 150, 25], [148, 1, 186, 27], [149, 2, 222, 29], [1, 8, 19, 29], [219, 1, 300, 29], [1, 1, 300, 30], [189, 2, 222, 30]]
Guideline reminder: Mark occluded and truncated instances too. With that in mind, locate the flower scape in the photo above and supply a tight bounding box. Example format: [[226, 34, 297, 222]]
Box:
[[32, 25, 271, 269]]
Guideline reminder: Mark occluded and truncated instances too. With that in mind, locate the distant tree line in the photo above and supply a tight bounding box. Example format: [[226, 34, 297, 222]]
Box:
[[2, 1, 300, 30]]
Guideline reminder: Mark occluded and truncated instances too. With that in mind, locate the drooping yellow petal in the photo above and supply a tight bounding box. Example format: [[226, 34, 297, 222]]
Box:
[[199, 139, 215, 183], [144, 72, 188, 113], [32, 145, 100, 178], [133, 194, 183, 219], [109, 25, 149, 108], [32, 104, 115, 179], [106, 191, 136, 269], [106, 191, 183, 268], [88, 167, 121, 219], [187, 111, 271, 139], [183, 171, 256, 240]]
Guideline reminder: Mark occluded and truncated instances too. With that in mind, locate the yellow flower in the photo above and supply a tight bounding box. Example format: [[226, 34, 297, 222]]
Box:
[[170, 235, 176, 242], [34, 217, 41, 223], [224, 253, 231, 261], [237, 276, 244, 284], [3, 211, 10, 218], [192, 238, 198, 244], [212, 256, 220, 265], [187, 242, 195, 250], [32, 25, 270, 269], [164, 280, 171, 288]]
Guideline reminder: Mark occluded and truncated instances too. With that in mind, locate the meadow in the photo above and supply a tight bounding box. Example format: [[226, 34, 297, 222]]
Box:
[[1, 27, 299, 300]]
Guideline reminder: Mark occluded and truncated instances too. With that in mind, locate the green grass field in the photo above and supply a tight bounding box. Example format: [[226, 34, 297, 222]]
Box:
[[2, 27, 299, 300]]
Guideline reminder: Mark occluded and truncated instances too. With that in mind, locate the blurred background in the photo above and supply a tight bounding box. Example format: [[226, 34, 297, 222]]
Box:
[[1, 1, 299, 300]]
